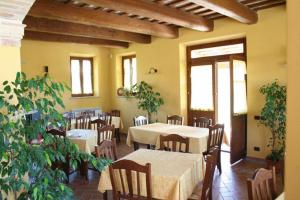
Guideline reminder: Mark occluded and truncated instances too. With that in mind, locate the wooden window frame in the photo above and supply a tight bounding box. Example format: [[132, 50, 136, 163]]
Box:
[[122, 55, 136, 88], [70, 56, 94, 97]]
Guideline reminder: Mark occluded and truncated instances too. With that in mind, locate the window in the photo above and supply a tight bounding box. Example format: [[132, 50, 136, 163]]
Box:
[[122, 55, 137, 89], [70, 57, 93, 97]]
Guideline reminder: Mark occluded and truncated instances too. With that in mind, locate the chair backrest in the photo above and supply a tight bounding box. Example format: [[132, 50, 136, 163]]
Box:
[[81, 110, 96, 117], [167, 115, 183, 125], [133, 116, 148, 126], [206, 124, 224, 153], [111, 109, 121, 117], [109, 159, 152, 200], [89, 118, 107, 130], [75, 115, 90, 129], [99, 112, 112, 125], [159, 134, 190, 153], [247, 167, 277, 200], [47, 128, 66, 138], [95, 138, 118, 161], [201, 147, 219, 200], [193, 117, 212, 128], [63, 116, 72, 131], [97, 125, 115, 145]]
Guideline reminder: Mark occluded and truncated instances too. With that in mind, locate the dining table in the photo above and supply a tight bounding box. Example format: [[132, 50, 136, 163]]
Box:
[[127, 123, 209, 154], [98, 149, 203, 200], [67, 129, 98, 154]]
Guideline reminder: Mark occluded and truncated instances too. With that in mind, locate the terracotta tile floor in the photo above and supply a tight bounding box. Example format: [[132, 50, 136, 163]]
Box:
[[68, 135, 283, 200]]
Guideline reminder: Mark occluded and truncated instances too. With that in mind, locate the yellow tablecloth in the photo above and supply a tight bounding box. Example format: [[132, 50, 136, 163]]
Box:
[[70, 116, 123, 129], [67, 129, 97, 154], [98, 149, 203, 200], [127, 123, 209, 154]]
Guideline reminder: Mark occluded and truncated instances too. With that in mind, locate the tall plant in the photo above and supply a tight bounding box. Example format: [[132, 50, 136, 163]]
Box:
[[259, 80, 286, 161], [0, 72, 110, 200], [131, 81, 164, 123]]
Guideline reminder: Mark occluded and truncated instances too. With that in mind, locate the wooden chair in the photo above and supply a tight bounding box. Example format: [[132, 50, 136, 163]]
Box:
[[99, 112, 112, 125], [111, 109, 121, 117], [109, 159, 152, 200], [133, 116, 148, 126], [46, 128, 66, 138], [167, 115, 183, 125], [97, 125, 115, 145], [247, 167, 277, 200], [95, 138, 118, 161], [46, 128, 72, 183], [89, 118, 107, 130], [203, 124, 224, 174], [75, 115, 90, 129], [193, 117, 212, 128], [159, 134, 190, 153], [111, 109, 121, 143], [189, 148, 219, 200], [133, 116, 149, 150]]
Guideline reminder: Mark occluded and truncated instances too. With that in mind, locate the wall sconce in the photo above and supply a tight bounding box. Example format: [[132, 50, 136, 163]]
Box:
[[148, 67, 158, 74]]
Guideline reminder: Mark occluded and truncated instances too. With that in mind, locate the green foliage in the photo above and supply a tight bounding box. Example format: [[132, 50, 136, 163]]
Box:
[[131, 81, 164, 122], [259, 80, 286, 161], [0, 72, 111, 200]]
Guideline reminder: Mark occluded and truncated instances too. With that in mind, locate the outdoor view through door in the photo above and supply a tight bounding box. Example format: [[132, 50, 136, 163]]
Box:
[[187, 38, 247, 164]]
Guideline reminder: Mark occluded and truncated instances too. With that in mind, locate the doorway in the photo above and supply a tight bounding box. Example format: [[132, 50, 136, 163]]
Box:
[[187, 38, 247, 164]]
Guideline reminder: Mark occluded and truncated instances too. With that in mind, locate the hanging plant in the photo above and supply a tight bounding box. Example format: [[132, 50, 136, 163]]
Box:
[[0, 72, 110, 200]]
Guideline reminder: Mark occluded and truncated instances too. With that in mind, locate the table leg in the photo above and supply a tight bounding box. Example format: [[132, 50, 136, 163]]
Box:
[[133, 142, 139, 151], [103, 191, 108, 200], [79, 160, 89, 180]]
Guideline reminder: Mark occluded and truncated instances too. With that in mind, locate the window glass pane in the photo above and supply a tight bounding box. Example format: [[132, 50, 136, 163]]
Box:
[[82, 60, 93, 94], [132, 57, 137, 86], [191, 65, 214, 110], [71, 59, 81, 94], [123, 59, 131, 89], [191, 43, 244, 59], [233, 60, 247, 114]]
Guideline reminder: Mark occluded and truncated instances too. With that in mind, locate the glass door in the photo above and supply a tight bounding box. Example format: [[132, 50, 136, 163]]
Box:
[[187, 60, 215, 125]]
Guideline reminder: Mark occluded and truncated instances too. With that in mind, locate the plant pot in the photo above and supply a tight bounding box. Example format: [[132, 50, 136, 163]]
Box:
[[266, 158, 284, 174]]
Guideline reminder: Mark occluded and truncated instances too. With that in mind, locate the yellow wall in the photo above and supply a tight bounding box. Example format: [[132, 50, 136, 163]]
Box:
[[285, 0, 300, 198], [21, 40, 112, 112], [0, 46, 21, 85], [110, 6, 287, 158]]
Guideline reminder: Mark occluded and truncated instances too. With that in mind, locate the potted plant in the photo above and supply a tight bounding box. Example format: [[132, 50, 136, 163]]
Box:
[[259, 80, 286, 172], [131, 81, 164, 123], [0, 72, 110, 200]]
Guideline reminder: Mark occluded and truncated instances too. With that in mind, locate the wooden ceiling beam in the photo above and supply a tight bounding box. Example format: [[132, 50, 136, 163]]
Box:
[[28, 0, 178, 38], [23, 16, 151, 44], [78, 0, 213, 31], [23, 30, 129, 48], [189, 0, 258, 24]]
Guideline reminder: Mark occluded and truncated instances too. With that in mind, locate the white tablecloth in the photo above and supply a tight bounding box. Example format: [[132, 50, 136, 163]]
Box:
[[127, 123, 209, 154], [98, 149, 203, 200], [67, 129, 97, 154], [70, 116, 123, 129]]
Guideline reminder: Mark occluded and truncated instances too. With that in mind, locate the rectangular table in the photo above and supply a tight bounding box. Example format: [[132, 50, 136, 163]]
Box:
[[67, 129, 97, 154], [98, 149, 203, 200], [70, 116, 123, 129], [127, 123, 209, 154]]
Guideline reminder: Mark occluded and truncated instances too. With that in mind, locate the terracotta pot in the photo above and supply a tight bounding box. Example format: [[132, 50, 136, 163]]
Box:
[[266, 158, 284, 174]]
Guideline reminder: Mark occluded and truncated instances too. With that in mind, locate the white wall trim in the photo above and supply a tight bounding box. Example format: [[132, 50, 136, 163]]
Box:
[[0, 0, 36, 47]]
